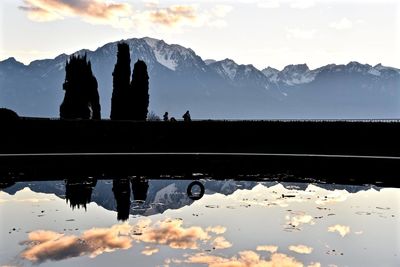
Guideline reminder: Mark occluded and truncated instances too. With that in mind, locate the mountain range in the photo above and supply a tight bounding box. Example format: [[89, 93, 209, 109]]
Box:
[[1, 37, 399, 119]]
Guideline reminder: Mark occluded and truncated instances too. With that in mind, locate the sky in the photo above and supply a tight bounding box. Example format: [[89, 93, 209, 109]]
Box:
[[0, 0, 399, 70]]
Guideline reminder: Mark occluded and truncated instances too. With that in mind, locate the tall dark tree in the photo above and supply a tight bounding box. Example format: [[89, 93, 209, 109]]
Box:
[[110, 42, 131, 120], [60, 54, 101, 119], [130, 60, 149, 120]]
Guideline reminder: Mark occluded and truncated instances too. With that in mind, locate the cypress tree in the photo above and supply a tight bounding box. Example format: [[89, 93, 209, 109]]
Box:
[[60, 54, 101, 119], [111, 42, 131, 120], [130, 60, 149, 120]]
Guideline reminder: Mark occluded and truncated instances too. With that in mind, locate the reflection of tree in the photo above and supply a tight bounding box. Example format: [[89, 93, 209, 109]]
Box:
[[131, 178, 149, 202], [112, 179, 131, 221], [65, 178, 97, 210]]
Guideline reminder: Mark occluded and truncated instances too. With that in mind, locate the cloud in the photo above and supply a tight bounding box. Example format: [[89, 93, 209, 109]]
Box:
[[211, 236, 232, 249], [329, 17, 353, 30], [286, 27, 317, 40], [19, 0, 131, 25], [258, 0, 281, 8], [18, 0, 232, 31], [20, 219, 226, 263], [147, 5, 197, 26], [256, 245, 279, 253], [288, 244, 313, 254], [184, 251, 304, 267], [290, 0, 316, 9], [328, 224, 350, 237], [141, 246, 159, 256]]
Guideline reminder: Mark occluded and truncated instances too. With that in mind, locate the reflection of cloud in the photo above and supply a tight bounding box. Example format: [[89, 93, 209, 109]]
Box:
[[329, 18, 353, 30], [288, 244, 313, 254], [21, 225, 132, 263], [286, 212, 315, 227], [206, 226, 226, 235], [256, 245, 278, 253], [138, 219, 210, 249], [184, 251, 304, 267], [315, 190, 348, 205], [212, 236, 232, 249], [141, 246, 159, 256], [328, 224, 350, 237], [21, 219, 225, 263]]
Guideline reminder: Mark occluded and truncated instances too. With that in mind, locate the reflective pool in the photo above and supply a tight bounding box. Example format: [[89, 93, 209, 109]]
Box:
[[1, 179, 399, 266]]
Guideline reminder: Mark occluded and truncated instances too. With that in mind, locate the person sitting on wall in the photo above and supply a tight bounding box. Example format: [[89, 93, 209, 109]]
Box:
[[163, 112, 169, 121], [183, 110, 191, 122]]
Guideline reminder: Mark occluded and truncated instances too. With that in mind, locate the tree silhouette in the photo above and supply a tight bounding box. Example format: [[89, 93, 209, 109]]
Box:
[[60, 54, 101, 119], [110, 43, 131, 120], [130, 60, 149, 120]]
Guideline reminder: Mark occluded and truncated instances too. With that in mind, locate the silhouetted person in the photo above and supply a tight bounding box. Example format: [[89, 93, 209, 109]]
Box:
[[183, 110, 191, 122], [60, 54, 101, 119], [131, 178, 149, 202], [163, 112, 169, 121], [112, 178, 131, 221], [65, 178, 97, 210], [111, 42, 131, 120], [130, 60, 149, 120], [170, 117, 177, 122]]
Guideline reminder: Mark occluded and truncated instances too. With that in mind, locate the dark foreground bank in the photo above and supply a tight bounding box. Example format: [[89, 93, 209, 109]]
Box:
[[0, 118, 399, 186]]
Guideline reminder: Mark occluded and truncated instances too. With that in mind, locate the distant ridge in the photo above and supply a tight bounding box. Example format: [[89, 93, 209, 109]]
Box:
[[1, 37, 399, 119]]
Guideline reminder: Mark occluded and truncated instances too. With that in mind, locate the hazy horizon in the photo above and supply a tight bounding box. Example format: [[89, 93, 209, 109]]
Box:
[[1, 0, 399, 70]]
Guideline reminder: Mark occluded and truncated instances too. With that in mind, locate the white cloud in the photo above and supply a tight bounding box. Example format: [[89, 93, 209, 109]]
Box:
[[286, 27, 317, 40], [330, 17, 353, 30], [258, 0, 281, 9], [290, 0, 316, 9]]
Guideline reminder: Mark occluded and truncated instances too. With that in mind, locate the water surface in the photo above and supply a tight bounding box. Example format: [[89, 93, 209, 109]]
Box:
[[0, 179, 399, 266]]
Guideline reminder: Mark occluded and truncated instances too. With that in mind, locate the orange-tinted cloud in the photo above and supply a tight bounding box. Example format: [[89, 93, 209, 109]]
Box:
[[19, 0, 131, 25], [18, 0, 232, 30], [148, 5, 197, 26], [288, 244, 313, 254], [185, 251, 304, 267]]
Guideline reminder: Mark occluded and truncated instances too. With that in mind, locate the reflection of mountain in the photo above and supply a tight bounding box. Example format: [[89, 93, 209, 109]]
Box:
[[2, 180, 378, 216]]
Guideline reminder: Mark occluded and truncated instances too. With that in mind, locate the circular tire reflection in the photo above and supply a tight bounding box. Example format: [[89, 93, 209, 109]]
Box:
[[187, 181, 205, 200]]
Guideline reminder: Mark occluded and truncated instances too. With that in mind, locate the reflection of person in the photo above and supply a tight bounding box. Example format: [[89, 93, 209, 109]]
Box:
[[182, 110, 191, 122], [131, 178, 149, 202], [163, 112, 169, 121], [112, 179, 131, 221]]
